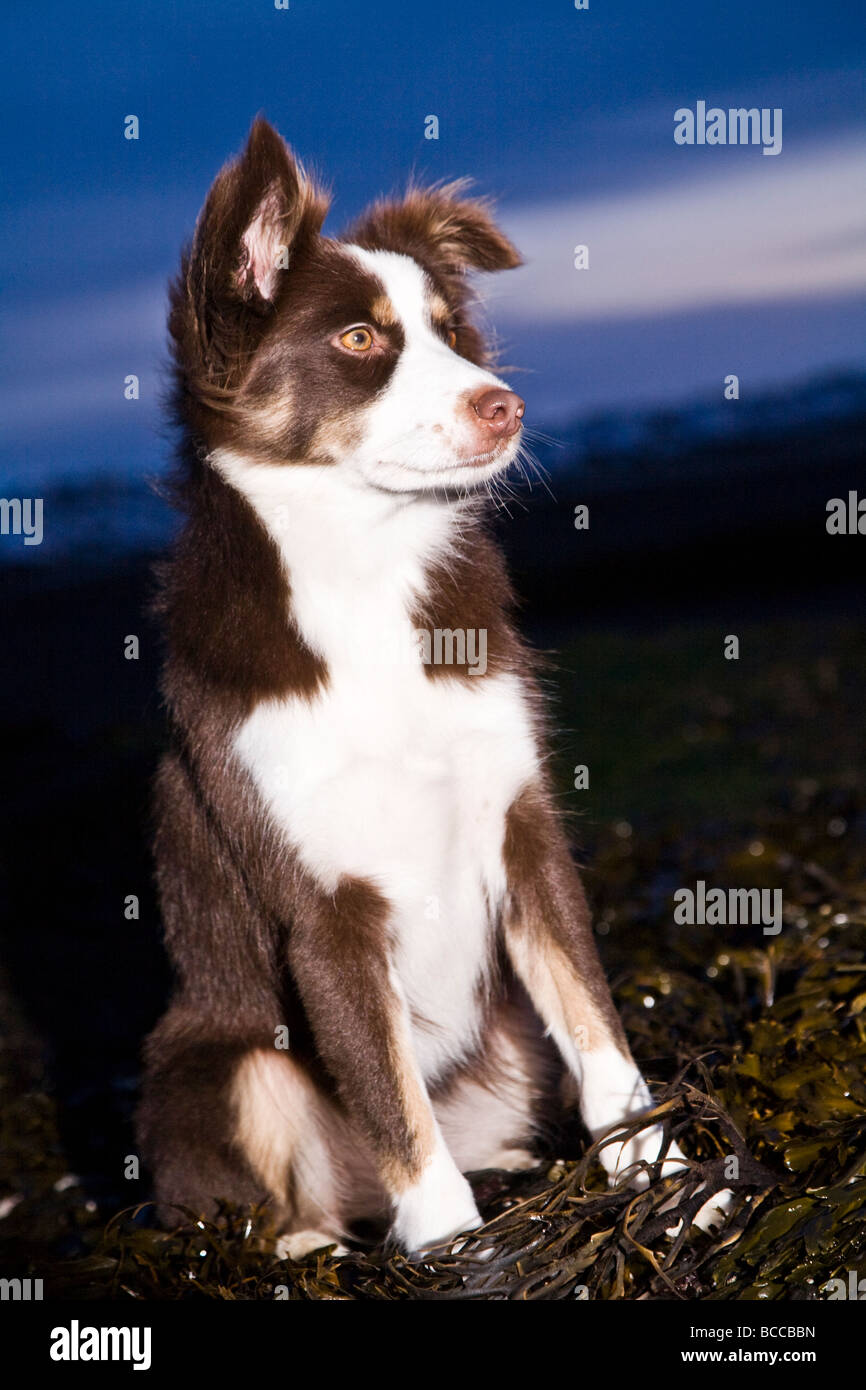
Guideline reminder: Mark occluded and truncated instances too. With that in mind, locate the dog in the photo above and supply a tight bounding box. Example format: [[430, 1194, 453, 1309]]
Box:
[[137, 118, 729, 1257]]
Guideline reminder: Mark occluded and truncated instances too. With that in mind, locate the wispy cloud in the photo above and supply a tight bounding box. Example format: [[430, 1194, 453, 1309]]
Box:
[[0, 280, 166, 445], [492, 134, 866, 324]]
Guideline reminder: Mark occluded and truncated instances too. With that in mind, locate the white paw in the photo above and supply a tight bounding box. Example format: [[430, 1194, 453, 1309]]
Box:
[[275, 1229, 349, 1260], [655, 1162, 735, 1237], [601, 1129, 735, 1235], [600, 1124, 685, 1188], [689, 1185, 736, 1234], [391, 1146, 482, 1254]]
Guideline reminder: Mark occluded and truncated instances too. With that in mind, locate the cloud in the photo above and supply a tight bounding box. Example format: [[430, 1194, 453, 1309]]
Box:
[[0, 280, 166, 444], [491, 134, 866, 324]]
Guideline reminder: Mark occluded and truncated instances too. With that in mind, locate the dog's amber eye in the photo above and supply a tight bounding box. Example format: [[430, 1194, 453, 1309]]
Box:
[[339, 326, 374, 352], [446, 328, 458, 349]]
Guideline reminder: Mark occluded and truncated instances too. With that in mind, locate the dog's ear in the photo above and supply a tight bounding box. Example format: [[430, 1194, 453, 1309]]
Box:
[[345, 181, 521, 276], [171, 118, 329, 390]]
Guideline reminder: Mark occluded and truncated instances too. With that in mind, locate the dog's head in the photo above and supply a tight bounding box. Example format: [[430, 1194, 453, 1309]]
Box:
[[171, 118, 524, 492]]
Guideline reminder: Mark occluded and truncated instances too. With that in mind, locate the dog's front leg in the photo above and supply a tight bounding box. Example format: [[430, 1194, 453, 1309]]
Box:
[[502, 785, 731, 1230], [289, 875, 481, 1254]]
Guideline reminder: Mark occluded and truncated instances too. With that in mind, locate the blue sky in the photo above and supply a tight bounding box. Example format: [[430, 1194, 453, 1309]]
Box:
[[2, 0, 864, 490]]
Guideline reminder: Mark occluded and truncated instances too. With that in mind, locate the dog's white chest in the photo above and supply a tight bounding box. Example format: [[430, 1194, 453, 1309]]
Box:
[[235, 653, 537, 1078], [222, 459, 539, 1079]]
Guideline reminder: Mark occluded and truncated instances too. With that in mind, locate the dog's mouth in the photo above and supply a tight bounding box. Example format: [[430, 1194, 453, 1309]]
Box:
[[352, 425, 523, 496], [408, 431, 522, 477], [397, 457, 514, 496], [447, 447, 507, 469]]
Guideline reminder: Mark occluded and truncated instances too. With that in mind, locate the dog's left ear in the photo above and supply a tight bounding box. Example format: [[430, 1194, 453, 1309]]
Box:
[[171, 118, 330, 398], [345, 182, 522, 275], [229, 118, 330, 302]]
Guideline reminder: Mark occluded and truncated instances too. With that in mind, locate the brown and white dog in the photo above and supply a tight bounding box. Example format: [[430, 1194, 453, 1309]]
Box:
[[137, 118, 729, 1257]]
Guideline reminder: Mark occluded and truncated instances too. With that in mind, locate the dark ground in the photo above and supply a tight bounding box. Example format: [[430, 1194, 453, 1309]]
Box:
[[1, 437, 865, 1297]]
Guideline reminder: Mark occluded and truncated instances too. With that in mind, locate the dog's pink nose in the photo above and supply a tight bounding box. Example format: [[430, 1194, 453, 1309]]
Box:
[[471, 387, 525, 438]]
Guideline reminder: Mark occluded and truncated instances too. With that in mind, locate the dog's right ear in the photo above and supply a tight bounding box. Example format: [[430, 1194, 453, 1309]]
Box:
[[171, 118, 329, 392]]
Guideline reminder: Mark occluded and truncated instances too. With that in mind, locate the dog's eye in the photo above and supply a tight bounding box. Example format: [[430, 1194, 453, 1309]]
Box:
[[446, 328, 458, 350], [339, 326, 374, 352]]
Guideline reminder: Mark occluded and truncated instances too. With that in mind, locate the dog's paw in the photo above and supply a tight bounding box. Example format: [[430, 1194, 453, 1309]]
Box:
[[275, 1229, 349, 1260], [601, 1129, 735, 1236], [677, 1184, 736, 1236], [599, 1123, 687, 1188], [646, 1138, 736, 1236], [391, 1149, 482, 1255]]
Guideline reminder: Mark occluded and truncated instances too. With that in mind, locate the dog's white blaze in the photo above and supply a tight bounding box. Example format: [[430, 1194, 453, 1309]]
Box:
[[343, 245, 517, 491], [215, 451, 539, 1082]]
